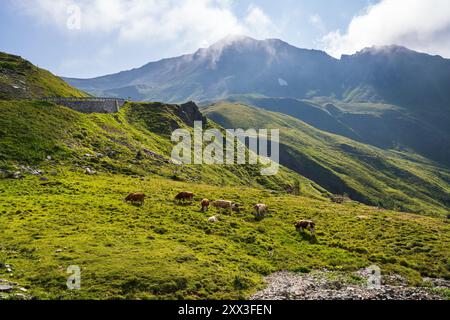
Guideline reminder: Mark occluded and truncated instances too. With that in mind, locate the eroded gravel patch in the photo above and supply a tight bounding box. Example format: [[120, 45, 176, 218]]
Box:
[[251, 269, 448, 300]]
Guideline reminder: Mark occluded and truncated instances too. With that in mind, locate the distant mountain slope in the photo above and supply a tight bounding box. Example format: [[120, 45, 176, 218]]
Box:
[[0, 52, 88, 100], [222, 96, 361, 140], [64, 35, 341, 102], [202, 102, 450, 216], [223, 95, 450, 168], [64, 36, 450, 110], [340, 46, 450, 109], [63, 37, 450, 167]]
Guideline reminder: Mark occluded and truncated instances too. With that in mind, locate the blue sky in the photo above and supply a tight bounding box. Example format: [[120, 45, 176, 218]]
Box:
[[1, 0, 449, 78]]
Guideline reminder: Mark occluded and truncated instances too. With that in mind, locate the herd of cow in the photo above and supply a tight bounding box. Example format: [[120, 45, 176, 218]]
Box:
[[125, 192, 316, 235]]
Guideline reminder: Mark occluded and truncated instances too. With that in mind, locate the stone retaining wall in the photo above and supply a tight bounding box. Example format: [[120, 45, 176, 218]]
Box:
[[43, 98, 126, 114]]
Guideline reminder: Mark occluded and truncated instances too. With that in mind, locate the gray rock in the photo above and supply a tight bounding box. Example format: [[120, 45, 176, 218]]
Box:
[[143, 149, 166, 160], [107, 151, 119, 158], [12, 172, 23, 179], [0, 284, 13, 292], [85, 167, 96, 175], [423, 277, 450, 289], [15, 293, 27, 299], [208, 216, 219, 223], [19, 165, 42, 175]]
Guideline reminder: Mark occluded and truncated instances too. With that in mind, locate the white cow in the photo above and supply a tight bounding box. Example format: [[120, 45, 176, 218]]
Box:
[[254, 204, 268, 220]]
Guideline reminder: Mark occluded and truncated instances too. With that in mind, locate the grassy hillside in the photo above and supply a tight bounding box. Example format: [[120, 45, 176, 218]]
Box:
[[0, 100, 448, 300], [0, 171, 449, 299], [0, 100, 324, 197], [0, 52, 88, 100], [202, 103, 450, 216]]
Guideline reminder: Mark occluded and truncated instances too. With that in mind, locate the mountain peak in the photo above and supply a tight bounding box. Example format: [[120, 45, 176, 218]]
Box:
[[194, 35, 280, 64], [208, 35, 294, 51], [207, 35, 261, 52], [215, 34, 257, 44], [359, 45, 413, 55]]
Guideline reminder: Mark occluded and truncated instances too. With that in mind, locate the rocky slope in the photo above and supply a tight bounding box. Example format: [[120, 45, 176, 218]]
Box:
[[251, 269, 449, 300]]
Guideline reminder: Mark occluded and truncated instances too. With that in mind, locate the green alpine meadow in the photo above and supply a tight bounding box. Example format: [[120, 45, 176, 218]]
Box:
[[1, 1, 450, 303]]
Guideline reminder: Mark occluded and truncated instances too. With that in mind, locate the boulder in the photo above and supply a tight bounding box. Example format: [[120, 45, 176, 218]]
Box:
[[12, 171, 23, 179], [0, 284, 13, 292], [85, 167, 96, 175], [208, 216, 219, 223]]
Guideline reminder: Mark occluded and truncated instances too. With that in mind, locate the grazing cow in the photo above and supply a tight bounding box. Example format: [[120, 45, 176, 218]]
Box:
[[294, 220, 316, 234], [125, 193, 146, 205], [211, 200, 240, 214], [254, 204, 268, 220], [174, 192, 195, 203], [201, 199, 210, 212]]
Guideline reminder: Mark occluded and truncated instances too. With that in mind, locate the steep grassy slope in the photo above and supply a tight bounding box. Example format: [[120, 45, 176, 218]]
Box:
[[0, 100, 324, 197], [0, 52, 88, 100], [202, 103, 450, 216], [0, 172, 449, 299]]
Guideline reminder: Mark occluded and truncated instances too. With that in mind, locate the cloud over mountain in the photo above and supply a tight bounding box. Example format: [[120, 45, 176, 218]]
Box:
[[323, 0, 450, 58], [15, 0, 276, 47]]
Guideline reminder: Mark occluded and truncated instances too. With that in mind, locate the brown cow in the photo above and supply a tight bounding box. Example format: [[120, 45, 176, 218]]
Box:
[[294, 220, 316, 234], [210, 200, 240, 214], [125, 193, 146, 205], [201, 199, 210, 212], [175, 191, 195, 203]]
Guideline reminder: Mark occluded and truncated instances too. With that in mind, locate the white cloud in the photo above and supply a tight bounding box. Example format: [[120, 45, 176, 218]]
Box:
[[322, 0, 450, 58], [14, 0, 276, 49], [309, 14, 325, 32], [245, 4, 277, 38]]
